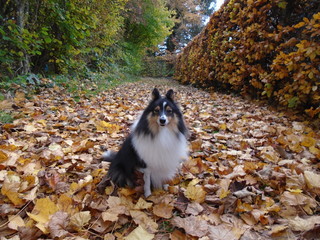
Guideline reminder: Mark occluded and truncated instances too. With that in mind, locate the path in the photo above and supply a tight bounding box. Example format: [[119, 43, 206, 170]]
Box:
[[0, 77, 319, 239]]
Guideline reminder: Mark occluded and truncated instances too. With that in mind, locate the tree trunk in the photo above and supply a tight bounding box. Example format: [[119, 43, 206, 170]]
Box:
[[16, 0, 30, 75]]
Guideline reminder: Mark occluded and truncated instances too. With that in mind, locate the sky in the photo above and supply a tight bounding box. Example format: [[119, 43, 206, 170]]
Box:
[[204, 0, 225, 24], [215, 0, 225, 11]]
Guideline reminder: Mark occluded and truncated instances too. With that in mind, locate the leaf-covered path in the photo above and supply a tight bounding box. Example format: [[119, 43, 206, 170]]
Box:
[[0, 78, 319, 239]]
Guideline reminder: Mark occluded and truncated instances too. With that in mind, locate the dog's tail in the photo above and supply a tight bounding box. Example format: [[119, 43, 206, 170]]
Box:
[[101, 150, 135, 188], [107, 163, 134, 188], [101, 150, 117, 162]]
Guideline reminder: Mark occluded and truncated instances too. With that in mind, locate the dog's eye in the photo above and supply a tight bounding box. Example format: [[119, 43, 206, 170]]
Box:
[[153, 109, 159, 114], [167, 109, 173, 114]]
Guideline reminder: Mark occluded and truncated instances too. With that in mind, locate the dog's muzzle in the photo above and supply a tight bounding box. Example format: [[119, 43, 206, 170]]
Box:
[[159, 116, 167, 126]]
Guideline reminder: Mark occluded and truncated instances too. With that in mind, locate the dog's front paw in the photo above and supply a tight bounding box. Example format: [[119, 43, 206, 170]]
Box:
[[163, 184, 169, 191], [144, 189, 152, 198]]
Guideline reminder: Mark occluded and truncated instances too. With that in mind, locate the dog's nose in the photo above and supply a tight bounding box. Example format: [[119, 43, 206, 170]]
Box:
[[159, 117, 166, 125]]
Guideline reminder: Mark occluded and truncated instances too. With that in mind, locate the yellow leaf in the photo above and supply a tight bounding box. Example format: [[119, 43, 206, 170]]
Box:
[[294, 22, 306, 28], [219, 188, 230, 199], [219, 123, 227, 130], [304, 171, 320, 189], [313, 12, 320, 20], [301, 136, 316, 147], [309, 146, 320, 156], [95, 120, 120, 133], [0, 150, 8, 162], [70, 211, 91, 229], [119, 187, 137, 196], [287, 188, 303, 193], [236, 199, 253, 212], [27, 198, 58, 224], [1, 174, 24, 206], [125, 225, 155, 240], [185, 182, 206, 203], [134, 198, 153, 210], [37, 119, 47, 127]]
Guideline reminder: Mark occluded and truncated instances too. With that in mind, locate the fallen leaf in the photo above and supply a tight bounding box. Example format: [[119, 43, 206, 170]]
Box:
[[172, 216, 209, 237], [185, 179, 207, 203], [130, 210, 158, 233], [288, 215, 320, 232], [48, 211, 69, 238], [125, 225, 155, 240], [8, 215, 25, 230], [304, 171, 320, 190], [70, 211, 91, 230], [153, 202, 174, 219]]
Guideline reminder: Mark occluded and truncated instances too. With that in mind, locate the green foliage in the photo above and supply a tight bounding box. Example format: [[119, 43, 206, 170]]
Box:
[[0, 0, 174, 87], [142, 56, 175, 77], [124, 0, 174, 48], [0, 111, 13, 123]]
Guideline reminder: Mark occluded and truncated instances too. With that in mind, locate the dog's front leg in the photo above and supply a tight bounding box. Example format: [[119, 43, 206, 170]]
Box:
[[142, 169, 152, 197]]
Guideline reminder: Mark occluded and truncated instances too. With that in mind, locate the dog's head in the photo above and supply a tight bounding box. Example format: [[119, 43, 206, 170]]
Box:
[[146, 88, 181, 133]]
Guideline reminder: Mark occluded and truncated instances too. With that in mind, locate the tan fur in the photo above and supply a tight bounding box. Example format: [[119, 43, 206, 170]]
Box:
[[147, 113, 160, 135], [167, 114, 179, 133], [147, 107, 180, 136]]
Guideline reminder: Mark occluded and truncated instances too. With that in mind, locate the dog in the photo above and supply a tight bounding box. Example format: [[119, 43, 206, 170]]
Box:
[[98, 88, 188, 197]]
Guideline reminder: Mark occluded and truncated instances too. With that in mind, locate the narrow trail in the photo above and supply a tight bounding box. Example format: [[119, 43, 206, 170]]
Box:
[[0, 77, 319, 239]]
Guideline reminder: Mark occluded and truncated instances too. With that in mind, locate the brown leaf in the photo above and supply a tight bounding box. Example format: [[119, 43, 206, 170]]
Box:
[[48, 211, 69, 238], [171, 216, 209, 237], [288, 215, 320, 232], [130, 210, 158, 234], [153, 202, 173, 219]]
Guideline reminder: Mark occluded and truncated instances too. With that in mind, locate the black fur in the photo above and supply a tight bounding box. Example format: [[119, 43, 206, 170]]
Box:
[[104, 135, 146, 188]]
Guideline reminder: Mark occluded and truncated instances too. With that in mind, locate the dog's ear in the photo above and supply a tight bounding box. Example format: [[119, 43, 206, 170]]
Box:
[[166, 89, 174, 101], [152, 88, 161, 101]]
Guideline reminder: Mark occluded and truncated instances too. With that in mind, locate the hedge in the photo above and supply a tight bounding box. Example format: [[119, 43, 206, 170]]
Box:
[[175, 0, 320, 117]]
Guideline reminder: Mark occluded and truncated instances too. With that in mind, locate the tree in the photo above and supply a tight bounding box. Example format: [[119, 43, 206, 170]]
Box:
[[165, 0, 216, 53], [0, 0, 174, 79]]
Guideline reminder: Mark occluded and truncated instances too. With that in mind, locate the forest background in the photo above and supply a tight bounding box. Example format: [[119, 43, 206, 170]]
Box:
[[0, 0, 214, 90]]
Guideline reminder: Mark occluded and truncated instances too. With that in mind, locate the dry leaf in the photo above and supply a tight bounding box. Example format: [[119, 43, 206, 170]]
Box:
[[70, 211, 91, 229], [172, 216, 209, 237], [130, 210, 158, 233], [185, 179, 206, 203], [125, 225, 155, 240], [153, 202, 174, 219], [304, 171, 320, 189], [48, 211, 69, 238], [8, 215, 25, 230]]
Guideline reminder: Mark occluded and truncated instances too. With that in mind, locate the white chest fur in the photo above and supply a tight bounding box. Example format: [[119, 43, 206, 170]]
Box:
[[132, 128, 188, 189]]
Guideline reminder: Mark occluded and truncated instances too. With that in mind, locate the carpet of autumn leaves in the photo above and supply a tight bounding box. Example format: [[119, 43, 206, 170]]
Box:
[[0, 77, 320, 240]]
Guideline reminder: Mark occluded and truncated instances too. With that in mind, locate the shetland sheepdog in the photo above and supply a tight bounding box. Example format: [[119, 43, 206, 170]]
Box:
[[99, 88, 188, 197]]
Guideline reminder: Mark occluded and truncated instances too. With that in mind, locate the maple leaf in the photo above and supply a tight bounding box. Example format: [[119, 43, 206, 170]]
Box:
[[184, 178, 207, 203], [27, 197, 59, 233]]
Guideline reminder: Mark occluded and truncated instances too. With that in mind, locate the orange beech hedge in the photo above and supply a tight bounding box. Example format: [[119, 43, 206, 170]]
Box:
[[175, 0, 320, 117]]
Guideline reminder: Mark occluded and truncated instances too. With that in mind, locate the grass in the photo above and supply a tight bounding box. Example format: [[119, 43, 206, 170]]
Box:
[[0, 111, 14, 123]]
